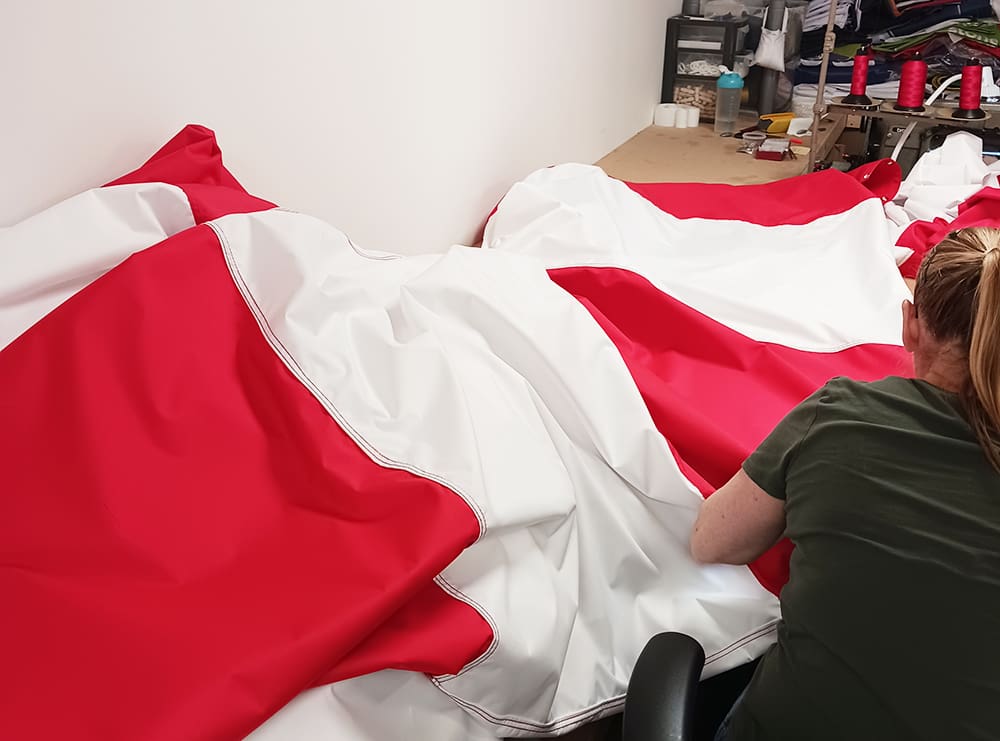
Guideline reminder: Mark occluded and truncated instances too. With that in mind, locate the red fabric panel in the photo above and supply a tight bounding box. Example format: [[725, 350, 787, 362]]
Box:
[[897, 217, 950, 279], [550, 266, 912, 595], [625, 167, 886, 227], [844, 159, 903, 203], [0, 226, 489, 740], [106, 124, 275, 223], [896, 186, 1000, 279], [319, 582, 492, 683]]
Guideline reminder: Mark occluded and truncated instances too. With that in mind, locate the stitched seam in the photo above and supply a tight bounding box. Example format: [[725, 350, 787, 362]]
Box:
[[431, 575, 501, 678], [210, 218, 779, 735], [704, 620, 780, 665], [209, 220, 489, 535], [784, 390, 824, 476], [208, 221, 502, 678], [430, 681, 626, 734], [270, 208, 401, 260], [432, 621, 778, 733]]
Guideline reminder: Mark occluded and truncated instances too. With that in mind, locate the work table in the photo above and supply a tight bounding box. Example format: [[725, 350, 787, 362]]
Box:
[[596, 114, 846, 184]]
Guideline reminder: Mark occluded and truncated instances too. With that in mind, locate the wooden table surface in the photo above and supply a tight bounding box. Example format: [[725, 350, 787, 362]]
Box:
[[596, 114, 846, 185]]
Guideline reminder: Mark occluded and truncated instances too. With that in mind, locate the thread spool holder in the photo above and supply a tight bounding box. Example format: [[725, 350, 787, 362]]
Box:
[[829, 97, 993, 127], [840, 44, 876, 107], [954, 60, 987, 120], [953, 106, 988, 120], [830, 96, 881, 111]]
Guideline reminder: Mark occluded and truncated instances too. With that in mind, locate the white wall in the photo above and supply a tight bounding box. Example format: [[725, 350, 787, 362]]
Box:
[[2, 1, 678, 254]]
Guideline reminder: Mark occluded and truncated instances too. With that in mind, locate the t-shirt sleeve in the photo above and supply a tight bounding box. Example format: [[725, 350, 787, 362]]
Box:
[[742, 384, 826, 500]]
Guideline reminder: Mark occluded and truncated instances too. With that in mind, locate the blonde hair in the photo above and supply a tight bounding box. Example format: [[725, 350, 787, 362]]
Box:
[[915, 227, 1000, 470]]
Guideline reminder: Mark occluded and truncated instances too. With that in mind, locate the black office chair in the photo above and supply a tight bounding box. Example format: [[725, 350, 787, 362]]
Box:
[[622, 633, 759, 741]]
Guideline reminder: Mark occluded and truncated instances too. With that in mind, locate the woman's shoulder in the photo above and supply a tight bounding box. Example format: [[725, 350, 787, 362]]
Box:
[[812, 376, 922, 412], [818, 375, 962, 424], [822, 375, 916, 396]]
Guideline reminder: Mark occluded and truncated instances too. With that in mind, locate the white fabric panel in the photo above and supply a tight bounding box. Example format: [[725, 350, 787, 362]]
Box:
[[211, 210, 779, 737], [483, 164, 909, 353], [887, 132, 1000, 232], [0, 183, 194, 350], [247, 671, 496, 741]]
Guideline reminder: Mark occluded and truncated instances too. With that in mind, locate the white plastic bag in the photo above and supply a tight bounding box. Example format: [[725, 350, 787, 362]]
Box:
[[754, 9, 787, 72]]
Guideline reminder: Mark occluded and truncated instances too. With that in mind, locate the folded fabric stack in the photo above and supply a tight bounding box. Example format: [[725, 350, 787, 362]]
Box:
[[803, 0, 864, 32], [799, 0, 995, 56]]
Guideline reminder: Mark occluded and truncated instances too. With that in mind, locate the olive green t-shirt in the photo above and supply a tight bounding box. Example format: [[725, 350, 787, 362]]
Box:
[[728, 376, 1000, 741]]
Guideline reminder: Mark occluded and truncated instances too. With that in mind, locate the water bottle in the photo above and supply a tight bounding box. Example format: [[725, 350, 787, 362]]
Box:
[[714, 66, 744, 135]]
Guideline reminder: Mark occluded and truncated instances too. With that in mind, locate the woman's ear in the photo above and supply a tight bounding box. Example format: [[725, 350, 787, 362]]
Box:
[[902, 299, 919, 353]]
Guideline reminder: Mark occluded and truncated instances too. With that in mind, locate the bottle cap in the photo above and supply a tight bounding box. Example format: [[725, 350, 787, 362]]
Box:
[[717, 67, 744, 89]]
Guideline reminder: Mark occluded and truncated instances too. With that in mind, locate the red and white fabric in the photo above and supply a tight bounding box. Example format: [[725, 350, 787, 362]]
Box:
[[3, 125, 977, 741], [886, 131, 1000, 278]]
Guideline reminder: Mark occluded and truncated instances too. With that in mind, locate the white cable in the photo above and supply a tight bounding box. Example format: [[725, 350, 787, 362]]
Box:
[[890, 122, 917, 163], [890, 73, 962, 162]]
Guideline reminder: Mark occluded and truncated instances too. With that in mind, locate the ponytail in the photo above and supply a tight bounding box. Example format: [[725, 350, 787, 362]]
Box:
[[964, 247, 1000, 471], [916, 228, 1000, 471]]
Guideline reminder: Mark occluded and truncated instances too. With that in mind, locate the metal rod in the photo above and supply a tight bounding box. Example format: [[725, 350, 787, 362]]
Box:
[[807, 0, 840, 172]]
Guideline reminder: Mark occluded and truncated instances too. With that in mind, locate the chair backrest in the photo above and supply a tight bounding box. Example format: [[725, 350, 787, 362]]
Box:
[[622, 632, 706, 741]]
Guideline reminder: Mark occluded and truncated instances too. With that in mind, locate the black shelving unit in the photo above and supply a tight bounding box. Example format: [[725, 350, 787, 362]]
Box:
[[661, 16, 751, 105]]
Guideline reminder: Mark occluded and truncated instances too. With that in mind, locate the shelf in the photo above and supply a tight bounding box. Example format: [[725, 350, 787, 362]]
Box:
[[675, 73, 722, 81], [677, 42, 725, 51]]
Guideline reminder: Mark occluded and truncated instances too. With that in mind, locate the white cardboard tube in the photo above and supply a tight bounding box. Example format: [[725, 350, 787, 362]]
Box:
[[654, 104, 678, 127]]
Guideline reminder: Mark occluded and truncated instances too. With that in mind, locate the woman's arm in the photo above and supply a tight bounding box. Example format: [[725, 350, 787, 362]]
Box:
[[690, 468, 786, 565]]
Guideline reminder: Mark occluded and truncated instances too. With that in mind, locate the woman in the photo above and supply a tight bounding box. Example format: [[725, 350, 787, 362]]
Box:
[[690, 227, 1000, 740]]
